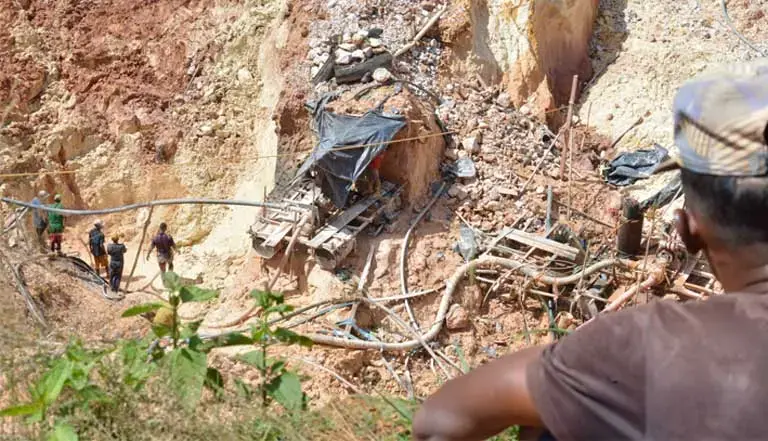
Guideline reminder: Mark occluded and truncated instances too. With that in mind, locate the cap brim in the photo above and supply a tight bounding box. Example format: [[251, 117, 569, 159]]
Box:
[[651, 157, 682, 175]]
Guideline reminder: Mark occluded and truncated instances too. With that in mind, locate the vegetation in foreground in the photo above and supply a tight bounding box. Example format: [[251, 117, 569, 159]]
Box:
[[0, 273, 519, 440]]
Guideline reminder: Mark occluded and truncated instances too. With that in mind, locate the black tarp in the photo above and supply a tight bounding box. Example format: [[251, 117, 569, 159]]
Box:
[[295, 98, 407, 208], [604, 144, 670, 186]]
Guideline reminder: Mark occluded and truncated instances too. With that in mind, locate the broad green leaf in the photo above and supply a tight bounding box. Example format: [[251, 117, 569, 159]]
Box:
[[270, 291, 285, 304], [151, 324, 171, 339], [198, 333, 254, 353], [266, 371, 304, 411], [47, 422, 78, 441], [34, 359, 72, 406], [179, 286, 219, 303], [182, 321, 202, 336], [164, 348, 207, 409], [250, 289, 272, 309], [268, 359, 286, 374], [0, 401, 43, 417], [273, 328, 313, 347], [239, 350, 266, 370], [204, 368, 224, 397], [162, 272, 182, 291], [121, 302, 166, 318], [234, 379, 252, 399], [266, 304, 293, 315]]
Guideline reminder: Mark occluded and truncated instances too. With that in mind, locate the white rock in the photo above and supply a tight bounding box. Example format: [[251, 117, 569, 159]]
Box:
[[310, 66, 320, 78], [368, 38, 383, 48], [496, 92, 512, 108], [198, 124, 214, 136], [351, 49, 366, 61], [236, 68, 252, 83], [356, 29, 369, 39], [520, 104, 531, 115], [446, 304, 470, 330], [335, 48, 352, 65], [462, 136, 480, 153], [339, 42, 358, 52], [535, 185, 546, 194], [308, 38, 324, 49], [313, 52, 330, 66], [327, 0, 338, 8], [372, 68, 392, 83]]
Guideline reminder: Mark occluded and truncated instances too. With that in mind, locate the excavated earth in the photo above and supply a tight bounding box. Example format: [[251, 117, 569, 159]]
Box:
[[2, 0, 767, 405]]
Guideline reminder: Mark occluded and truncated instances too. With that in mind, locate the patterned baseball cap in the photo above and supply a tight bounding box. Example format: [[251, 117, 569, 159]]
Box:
[[656, 58, 768, 176]]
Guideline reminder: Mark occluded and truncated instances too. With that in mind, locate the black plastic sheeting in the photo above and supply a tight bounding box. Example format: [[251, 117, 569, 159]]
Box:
[[604, 144, 670, 186], [295, 96, 407, 208]]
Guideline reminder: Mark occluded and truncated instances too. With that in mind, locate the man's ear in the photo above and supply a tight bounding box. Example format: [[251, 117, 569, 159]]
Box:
[[674, 208, 704, 253]]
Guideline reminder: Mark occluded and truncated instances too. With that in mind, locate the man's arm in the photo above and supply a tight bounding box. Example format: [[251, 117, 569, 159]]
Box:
[[413, 346, 545, 441], [146, 239, 155, 260]]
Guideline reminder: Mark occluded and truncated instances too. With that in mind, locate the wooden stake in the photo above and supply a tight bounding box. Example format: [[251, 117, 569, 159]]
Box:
[[125, 205, 155, 293], [561, 75, 579, 180]]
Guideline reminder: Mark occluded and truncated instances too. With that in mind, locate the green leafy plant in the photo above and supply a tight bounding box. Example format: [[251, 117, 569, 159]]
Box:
[[238, 289, 312, 411]]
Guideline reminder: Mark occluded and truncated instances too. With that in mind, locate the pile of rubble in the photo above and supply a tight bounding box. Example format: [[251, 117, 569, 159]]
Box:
[[438, 81, 564, 233], [307, 0, 446, 95]]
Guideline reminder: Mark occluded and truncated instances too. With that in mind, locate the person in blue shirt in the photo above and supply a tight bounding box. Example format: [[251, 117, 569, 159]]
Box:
[[31, 190, 49, 251]]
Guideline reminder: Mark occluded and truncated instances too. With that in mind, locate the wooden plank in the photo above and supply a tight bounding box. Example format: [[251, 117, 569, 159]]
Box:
[[264, 222, 294, 247], [308, 195, 379, 248], [495, 229, 580, 261]]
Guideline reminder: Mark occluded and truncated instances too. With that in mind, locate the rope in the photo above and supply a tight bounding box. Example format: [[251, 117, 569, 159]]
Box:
[[1, 197, 285, 216], [0, 130, 455, 179]]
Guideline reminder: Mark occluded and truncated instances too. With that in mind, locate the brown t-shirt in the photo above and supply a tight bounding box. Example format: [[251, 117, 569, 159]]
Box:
[[527, 293, 768, 441]]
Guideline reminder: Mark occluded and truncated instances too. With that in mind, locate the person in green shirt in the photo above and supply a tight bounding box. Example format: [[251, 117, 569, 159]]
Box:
[[48, 194, 64, 254]]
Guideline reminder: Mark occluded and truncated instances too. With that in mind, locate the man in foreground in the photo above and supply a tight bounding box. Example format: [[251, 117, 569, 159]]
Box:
[[31, 190, 49, 251], [88, 220, 108, 277], [147, 222, 177, 273], [414, 60, 768, 440], [47, 194, 64, 255]]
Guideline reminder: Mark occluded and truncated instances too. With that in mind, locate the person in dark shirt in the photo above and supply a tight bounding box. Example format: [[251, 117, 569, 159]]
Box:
[[413, 60, 768, 441], [146, 222, 177, 273], [107, 235, 127, 294], [88, 220, 107, 277]]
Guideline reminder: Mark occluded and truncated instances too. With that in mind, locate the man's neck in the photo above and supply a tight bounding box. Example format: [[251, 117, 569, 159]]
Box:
[[707, 247, 768, 294]]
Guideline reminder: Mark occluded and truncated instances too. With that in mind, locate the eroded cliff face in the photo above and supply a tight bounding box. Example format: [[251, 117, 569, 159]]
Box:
[[444, 0, 598, 124]]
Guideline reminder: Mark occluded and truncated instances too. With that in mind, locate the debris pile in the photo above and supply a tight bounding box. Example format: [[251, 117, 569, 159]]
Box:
[[437, 80, 567, 233], [308, 0, 446, 94]]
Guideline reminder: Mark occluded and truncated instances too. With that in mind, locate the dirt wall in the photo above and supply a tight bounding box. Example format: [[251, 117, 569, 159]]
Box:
[[443, 0, 598, 124]]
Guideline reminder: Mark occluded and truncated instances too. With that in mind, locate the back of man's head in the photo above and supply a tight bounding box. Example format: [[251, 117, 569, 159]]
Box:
[[159, 222, 167, 232], [664, 59, 768, 252]]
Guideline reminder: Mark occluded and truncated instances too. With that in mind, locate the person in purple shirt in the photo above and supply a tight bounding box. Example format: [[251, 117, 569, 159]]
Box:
[[146, 222, 177, 273]]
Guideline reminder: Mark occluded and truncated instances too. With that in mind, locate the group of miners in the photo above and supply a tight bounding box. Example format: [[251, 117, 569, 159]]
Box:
[[31, 191, 177, 295]]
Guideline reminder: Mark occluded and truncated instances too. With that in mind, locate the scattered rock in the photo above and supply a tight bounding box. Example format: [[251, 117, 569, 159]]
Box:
[[447, 184, 468, 200], [498, 187, 519, 198], [446, 304, 470, 330], [496, 92, 512, 108], [368, 38, 383, 48], [488, 187, 501, 201], [335, 48, 352, 64], [462, 136, 480, 153], [368, 28, 384, 38], [351, 49, 366, 61], [198, 123, 214, 136], [237, 68, 252, 83], [339, 42, 358, 52], [372, 68, 392, 83], [363, 47, 374, 59]]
